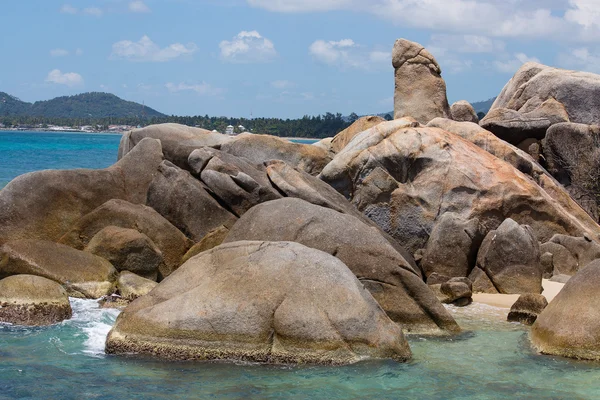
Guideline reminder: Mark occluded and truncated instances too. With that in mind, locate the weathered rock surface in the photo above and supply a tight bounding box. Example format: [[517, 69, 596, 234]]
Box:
[[147, 161, 237, 240], [507, 293, 547, 325], [548, 234, 600, 271], [0, 275, 72, 326], [0, 240, 116, 298], [84, 226, 163, 280], [320, 120, 600, 254], [0, 138, 163, 245], [117, 271, 158, 301], [440, 278, 473, 307], [181, 225, 230, 265], [118, 123, 232, 169], [450, 100, 478, 123], [539, 241, 578, 276], [330, 116, 385, 154], [469, 266, 498, 294], [106, 241, 412, 364], [188, 148, 281, 215], [491, 62, 600, 126], [480, 99, 569, 145], [392, 39, 451, 124], [224, 198, 458, 333], [59, 199, 192, 280], [476, 219, 542, 294], [420, 213, 482, 283], [531, 260, 600, 360], [220, 133, 330, 175]]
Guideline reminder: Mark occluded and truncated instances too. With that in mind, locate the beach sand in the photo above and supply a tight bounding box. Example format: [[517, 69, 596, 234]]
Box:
[[472, 279, 565, 309]]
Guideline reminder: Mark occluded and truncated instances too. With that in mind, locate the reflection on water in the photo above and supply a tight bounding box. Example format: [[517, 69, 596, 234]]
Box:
[[1, 300, 600, 399]]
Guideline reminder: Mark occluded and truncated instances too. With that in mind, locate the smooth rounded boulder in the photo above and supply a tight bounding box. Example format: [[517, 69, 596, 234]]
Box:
[[0, 275, 72, 326], [476, 219, 542, 294], [116, 271, 158, 301], [531, 259, 600, 360], [106, 241, 412, 364], [0, 138, 163, 245], [508, 294, 547, 325], [84, 226, 163, 280], [59, 199, 192, 280], [450, 100, 478, 123], [224, 198, 459, 333], [330, 116, 385, 154], [0, 240, 117, 298]]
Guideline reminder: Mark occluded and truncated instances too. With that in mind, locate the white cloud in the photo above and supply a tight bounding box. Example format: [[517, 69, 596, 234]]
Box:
[[50, 48, 69, 57], [111, 35, 197, 62], [559, 47, 600, 73], [83, 7, 103, 17], [565, 0, 600, 29], [75, 48, 84, 56], [219, 31, 277, 63], [46, 69, 84, 87], [309, 39, 389, 70], [271, 80, 295, 89], [165, 82, 224, 96], [60, 4, 77, 14], [428, 34, 505, 55], [247, 0, 354, 12], [129, 1, 151, 13], [493, 53, 541, 74]]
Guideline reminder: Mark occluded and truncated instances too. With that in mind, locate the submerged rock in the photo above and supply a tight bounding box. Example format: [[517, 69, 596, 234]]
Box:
[[0, 240, 116, 298], [224, 198, 459, 333], [531, 259, 600, 360], [508, 294, 547, 325], [106, 241, 412, 364], [0, 275, 72, 326]]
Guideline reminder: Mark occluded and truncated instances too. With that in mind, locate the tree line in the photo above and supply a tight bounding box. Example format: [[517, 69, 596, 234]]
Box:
[[1, 112, 361, 139]]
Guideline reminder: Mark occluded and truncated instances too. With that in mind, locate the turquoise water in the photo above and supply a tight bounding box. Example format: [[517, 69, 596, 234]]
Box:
[[2, 131, 600, 399]]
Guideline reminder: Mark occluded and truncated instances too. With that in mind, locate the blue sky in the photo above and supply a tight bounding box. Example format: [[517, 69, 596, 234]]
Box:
[[1, 0, 599, 118]]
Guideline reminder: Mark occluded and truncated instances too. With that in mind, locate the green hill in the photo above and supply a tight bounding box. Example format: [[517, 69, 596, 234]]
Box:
[[0, 92, 164, 119]]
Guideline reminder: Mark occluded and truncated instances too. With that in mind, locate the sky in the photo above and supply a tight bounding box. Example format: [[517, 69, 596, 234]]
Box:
[[1, 0, 600, 118]]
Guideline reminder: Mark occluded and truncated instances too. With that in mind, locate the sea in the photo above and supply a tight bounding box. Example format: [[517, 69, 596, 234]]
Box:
[[2, 131, 600, 399]]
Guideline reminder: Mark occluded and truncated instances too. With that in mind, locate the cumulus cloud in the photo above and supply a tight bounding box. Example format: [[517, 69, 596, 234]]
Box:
[[129, 1, 151, 13], [559, 47, 600, 73], [219, 31, 277, 63], [493, 53, 540, 74], [83, 7, 103, 17], [111, 35, 197, 62], [309, 39, 389, 70], [50, 48, 69, 57], [165, 82, 224, 96], [46, 69, 84, 87], [60, 4, 77, 14], [248, 0, 599, 42]]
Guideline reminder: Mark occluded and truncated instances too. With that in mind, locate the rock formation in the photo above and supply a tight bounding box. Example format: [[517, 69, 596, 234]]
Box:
[[508, 294, 547, 325], [106, 241, 412, 364], [450, 101, 479, 123], [392, 39, 451, 124]]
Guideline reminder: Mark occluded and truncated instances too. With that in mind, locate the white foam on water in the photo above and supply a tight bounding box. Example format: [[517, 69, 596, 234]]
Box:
[[68, 298, 121, 357]]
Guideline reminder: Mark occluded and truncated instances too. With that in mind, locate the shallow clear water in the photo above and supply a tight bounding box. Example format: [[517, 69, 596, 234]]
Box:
[[2, 131, 600, 399], [2, 302, 600, 399]]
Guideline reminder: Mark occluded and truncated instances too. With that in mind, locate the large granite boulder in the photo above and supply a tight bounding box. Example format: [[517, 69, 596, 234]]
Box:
[[118, 123, 232, 169], [59, 199, 192, 280], [0, 240, 117, 298], [219, 133, 330, 175], [106, 241, 412, 364], [319, 120, 600, 254], [450, 100, 478, 123], [0, 275, 72, 326], [146, 161, 237, 240], [188, 148, 281, 215], [548, 234, 600, 271], [427, 118, 600, 228], [330, 116, 385, 154], [476, 219, 543, 294], [181, 226, 230, 265], [531, 259, 600, 360], [224, 198, 458, 333], [392, 39, 451, 124], [84, 226, 163, 280], [480, 98, 569, 145], [0, 138, 163, 245], [116, 271, 158, 301], [420, 213, 482, 283], [539, 241, 578, 276], [491, 62, 600, 126]]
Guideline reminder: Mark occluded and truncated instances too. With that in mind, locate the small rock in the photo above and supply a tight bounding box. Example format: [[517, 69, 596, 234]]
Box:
[[117, 271, 157, 301], [508, 293, 548, 325], [0, 275, 72, 326], [441, 278, 473, 307]]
